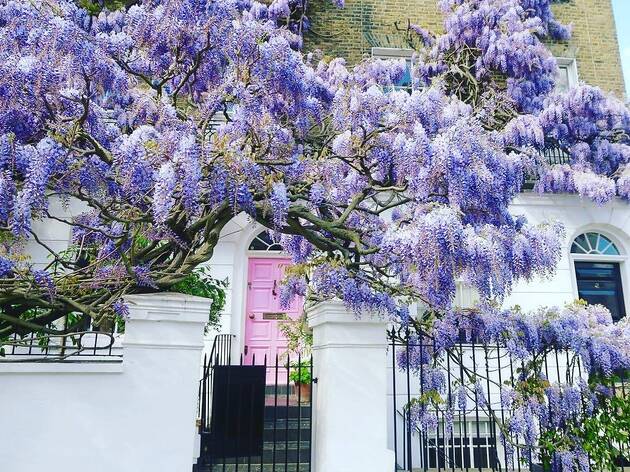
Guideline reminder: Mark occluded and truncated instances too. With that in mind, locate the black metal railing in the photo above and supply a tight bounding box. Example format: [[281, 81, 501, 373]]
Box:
[[198, 334, 235, 432], [196, 344, 314, 472], [1, 325, 122, 362], [523, 145, 571, 190], [541, 145, 571, 166], [210, 333, 234, 368], [389, 328, 629, 472]]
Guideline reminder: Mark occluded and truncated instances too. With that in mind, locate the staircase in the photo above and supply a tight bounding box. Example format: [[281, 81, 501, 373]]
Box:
[[194, 404, 312, 472]]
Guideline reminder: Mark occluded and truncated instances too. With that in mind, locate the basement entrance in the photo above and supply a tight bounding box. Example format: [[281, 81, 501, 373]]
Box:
[[195, 334, 314, 472]]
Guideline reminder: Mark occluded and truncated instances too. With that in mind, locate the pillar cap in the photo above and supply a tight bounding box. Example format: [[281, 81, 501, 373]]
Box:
[[124, 292, 211, 324], [307, 299, 388, 329]]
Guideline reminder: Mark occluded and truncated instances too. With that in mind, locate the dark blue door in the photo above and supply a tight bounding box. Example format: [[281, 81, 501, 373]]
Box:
[[575, 261, 625, 321]]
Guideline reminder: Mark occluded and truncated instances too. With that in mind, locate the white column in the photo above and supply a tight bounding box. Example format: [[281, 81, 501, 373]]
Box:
[[122, 293, 210, 472], [308, 300, 395, 472]]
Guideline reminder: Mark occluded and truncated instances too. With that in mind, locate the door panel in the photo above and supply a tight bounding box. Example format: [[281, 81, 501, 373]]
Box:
[[252, 261, 274, 279], [575, 261, 625, 321], [249, 321, 272, 340], [244, 258, 303, 382]]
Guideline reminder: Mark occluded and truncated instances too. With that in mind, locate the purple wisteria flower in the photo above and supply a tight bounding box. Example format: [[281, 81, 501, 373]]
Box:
[[112, 299, 130, 320], [33, 269, 56, 300], [0, 256, 14, 277], [270, 182, 289, 229]]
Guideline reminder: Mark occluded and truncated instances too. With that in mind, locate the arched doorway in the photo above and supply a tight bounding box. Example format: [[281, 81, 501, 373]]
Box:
[[243, 231, 303, 372]]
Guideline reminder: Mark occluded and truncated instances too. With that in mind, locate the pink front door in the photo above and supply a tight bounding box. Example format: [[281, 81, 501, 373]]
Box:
[[244, 258, 302, 374]]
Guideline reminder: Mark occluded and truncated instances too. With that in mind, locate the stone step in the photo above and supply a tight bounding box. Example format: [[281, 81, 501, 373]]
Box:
[[198, 442, 311, 465], [262, 440, 310, 451], [264, 418, 310, 430], [264, 406, 311, 420], [200, 431, 310, 445], [263, 427, 310, 442], [197, 449, 311, 467], [195, 464, 310, 472]]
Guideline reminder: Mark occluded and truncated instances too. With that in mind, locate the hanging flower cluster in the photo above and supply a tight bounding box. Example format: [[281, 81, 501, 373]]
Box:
[[411, 0, 569, 113], [0, 0, 586, 328]]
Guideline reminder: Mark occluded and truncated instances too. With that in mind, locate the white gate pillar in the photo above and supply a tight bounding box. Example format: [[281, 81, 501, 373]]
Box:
[[308, 300, 395, 472], [123, 293, 210, 472]]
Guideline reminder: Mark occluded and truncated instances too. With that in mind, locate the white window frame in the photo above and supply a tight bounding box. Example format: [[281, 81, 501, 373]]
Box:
[[246, 230, 286, 257], [209, 102, 235, 126], [569, 230, 629, 320], [426, 419, 496, 470], [556, 57, 579, 91], [371, 47, 415, 60], [371, 47, 416, 92]]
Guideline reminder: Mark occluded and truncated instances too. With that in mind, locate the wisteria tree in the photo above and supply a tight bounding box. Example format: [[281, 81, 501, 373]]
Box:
[[1, 0, 630, 468]]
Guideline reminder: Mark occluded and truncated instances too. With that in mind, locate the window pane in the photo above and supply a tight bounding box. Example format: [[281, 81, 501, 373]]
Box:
[[572, 235, 589, 253], [248, 231, 283, 251], [575, 262, 625, 321], [427, 421, 496, 470], [601, 242, 619, 255], [248, 237, 267, 251], [394, 59, 413, 90], [556, 65, 570, 92], [372, 49, 414, 93], [571, 242, 587, 254], [587, 233, 600, 252]]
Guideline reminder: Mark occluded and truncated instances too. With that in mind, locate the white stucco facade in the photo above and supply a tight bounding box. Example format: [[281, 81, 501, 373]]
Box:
[[205, 193, 630, 359], [205, 196, 630, 471], [506, 193, 630, 312], [0, 293, 211, 472]]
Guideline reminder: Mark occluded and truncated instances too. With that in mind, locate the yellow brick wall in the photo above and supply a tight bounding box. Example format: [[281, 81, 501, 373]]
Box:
[[305, 0, 626, 98]]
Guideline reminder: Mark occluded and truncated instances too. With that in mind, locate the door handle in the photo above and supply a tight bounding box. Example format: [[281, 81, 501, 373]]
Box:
[[249, 313, 255, 319], [244, 345, 248, 355], [272, 280, 277, 297]]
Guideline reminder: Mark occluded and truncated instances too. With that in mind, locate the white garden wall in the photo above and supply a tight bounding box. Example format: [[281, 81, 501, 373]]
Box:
[[0, 293, 210, 472]]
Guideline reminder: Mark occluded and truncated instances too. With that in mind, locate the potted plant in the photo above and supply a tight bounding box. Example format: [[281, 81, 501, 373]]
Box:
[[280, 315, 313, 403], [289, 360, 312, 403]]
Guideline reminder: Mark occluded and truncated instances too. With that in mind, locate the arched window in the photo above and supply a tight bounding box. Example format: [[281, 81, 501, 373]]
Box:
[[571, 232, 620, 255], [248, 230, 283, 251], [571, 232, 625, 321]]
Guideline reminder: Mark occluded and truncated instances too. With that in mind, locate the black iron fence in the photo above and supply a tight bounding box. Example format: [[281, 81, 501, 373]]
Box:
[[523, 146, 571, 190], [389, 328, 629, 472], [1, 325, 122, 362], [198, 334, 236, 432], [196, 336, 314, 472]]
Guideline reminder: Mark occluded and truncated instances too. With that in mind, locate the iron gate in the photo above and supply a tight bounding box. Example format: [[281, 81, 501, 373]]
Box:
[[195, 335, 314, 472]]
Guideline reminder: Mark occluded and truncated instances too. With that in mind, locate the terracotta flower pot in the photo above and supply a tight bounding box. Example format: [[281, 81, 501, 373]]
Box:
[[294, 381, 311, 404]]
